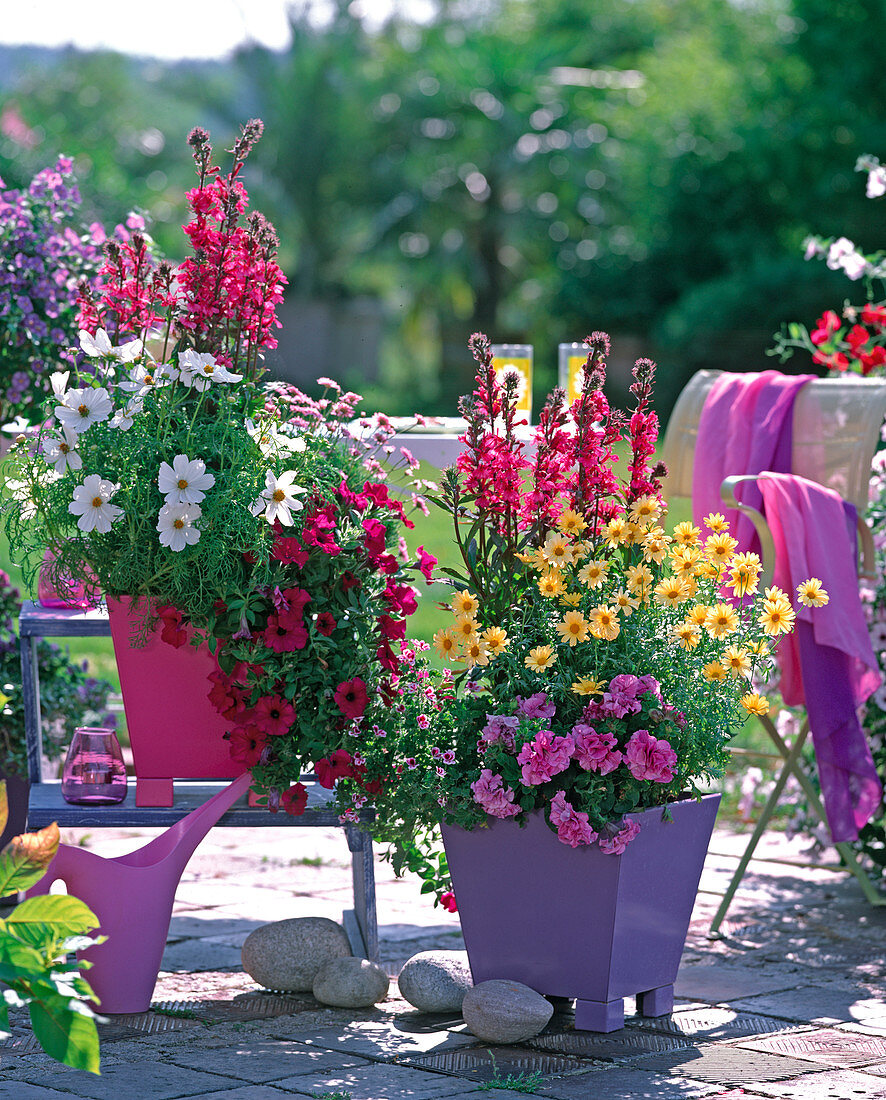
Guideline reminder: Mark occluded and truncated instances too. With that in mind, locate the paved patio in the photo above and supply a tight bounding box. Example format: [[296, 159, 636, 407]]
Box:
[[2, 821, 885, 1099]]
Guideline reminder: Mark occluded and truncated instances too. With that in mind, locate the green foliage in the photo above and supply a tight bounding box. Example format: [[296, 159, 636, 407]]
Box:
[[478, 1052, 544, 1093], [0, 794, 102, 1073]]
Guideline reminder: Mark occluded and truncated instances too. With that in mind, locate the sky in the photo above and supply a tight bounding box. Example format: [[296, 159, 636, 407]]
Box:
[[0, 0, 434, 60]]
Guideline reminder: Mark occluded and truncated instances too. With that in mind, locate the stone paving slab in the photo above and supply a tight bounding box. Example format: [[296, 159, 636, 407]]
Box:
[[730, 982, 886, 1027], [9, 1060, 238, 1099], [270, 1019, 481, 1061], [734, 1026, 886, 1068], [270, 1061, 487, 1097], [673, 961, 806, 1002], [166, 1038, 371, 1082], [531, 1064, 718, 1098], [750, 1067, 886, 1098]]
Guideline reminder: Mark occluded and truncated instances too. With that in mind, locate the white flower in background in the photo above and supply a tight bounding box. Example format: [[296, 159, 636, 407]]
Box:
[[177, 349, 242, 391], [49, 371, 70, 398], [157, 502, 202, 551], [5, 478, 39, 521], [250, 470, 307, 526], [110, 397, 144, 431], [827, 237, 868, 281], [68, 474, 123, 534], [246, 419, 307, 456], [494, 364, 528, 405], [41, 425, 82, 474], [55, 387, 113, 434], [79, 328, 143, 362], [867, 166, 886, 199], [157, 454, 216, 505], [120, 362, 171, 399]]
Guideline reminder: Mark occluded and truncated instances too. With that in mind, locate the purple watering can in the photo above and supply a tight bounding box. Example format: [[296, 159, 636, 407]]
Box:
[[28, 772, 253, 1013]]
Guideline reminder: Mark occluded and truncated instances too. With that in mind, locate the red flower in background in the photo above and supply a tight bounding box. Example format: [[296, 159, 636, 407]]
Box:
[[314, 749, 356, 788], [156, 605, 188, 648], [228, 724, 267, 766], [315, 612, 337, 636], [253, 693, 296, 736], [281, 783, 308, 815], [440, 892, 458, 913], [416, 546, 437, 583]]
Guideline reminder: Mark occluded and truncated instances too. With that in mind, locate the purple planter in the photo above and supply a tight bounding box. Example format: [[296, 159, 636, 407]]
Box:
[[441, 792, 720, 1032]]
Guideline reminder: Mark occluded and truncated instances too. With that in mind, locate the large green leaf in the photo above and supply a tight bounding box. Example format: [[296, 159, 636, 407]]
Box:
[[29, 995, 100, 1074], [0, 823, 60, 895], [5, 895, 99, 948]]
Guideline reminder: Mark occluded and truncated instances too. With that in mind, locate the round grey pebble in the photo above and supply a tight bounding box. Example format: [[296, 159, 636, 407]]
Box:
[[312, 956, 390, 1007], [397, 950, 473, 1013], [241, 917, 351, 992], [461, 979, 553, 1043]]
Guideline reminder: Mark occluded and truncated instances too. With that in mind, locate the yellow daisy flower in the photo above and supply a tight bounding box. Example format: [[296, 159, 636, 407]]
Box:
[[673, 521, 701, 546], [673, 621, 701, 650], [451, 590, 479, 617], [572, 676, 605, 696], [643, 536, 671, 565], [543, 531, 572, 569], [759, 597, 796, 636], [453, 614, 480, 641], [705, 602, 739, 639], [797, 578, 829, 608], [621, 522, 643, 546], [612, 589, 640, 616], [578, 558, 609, 589], [688, 603, 711, 628], [557, 509, 588, 536], [589, 605, 620, 641], [728, 551, 762, 597], [764, 585, 789, 602], [463, 638, 490, 668], [654, 576, 690, 607], [433, 628, 460, 659], [749, 639, 771, 658], [629, 495, 662, 524], [626, 563, 653, 597], [704, 512, 729, 533], [538, 571, 566, 598], [601, 518, 628, 547], [482, 626, 509, 657], [723, 644, 751, 679], [741, 691, 770, 717], [555, 610, 590, 646], [704, 532, 738, 569], [702, 660, 728, 682], [515, 551, 536, 564], [525, 645, 557, 672], [559, 592, 583, 607], [670, 545, 703, 579], [569, 540, 588, 564]]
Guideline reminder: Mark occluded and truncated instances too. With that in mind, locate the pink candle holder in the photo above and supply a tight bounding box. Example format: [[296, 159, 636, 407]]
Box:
[[61, 727, 127, 805], [37, 548, 97, 610]]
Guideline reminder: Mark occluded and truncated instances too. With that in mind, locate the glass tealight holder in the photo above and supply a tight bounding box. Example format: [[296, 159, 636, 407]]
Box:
[[559, 343, 588, 405], [37, 548, 96, 610], [61, 728, 127, 805], [491, 344, 533, 423]]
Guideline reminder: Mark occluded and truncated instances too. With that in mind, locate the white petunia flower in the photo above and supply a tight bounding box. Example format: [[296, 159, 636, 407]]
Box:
[[68, 474, 123, 534], [41, 425, 82, 474], [177, 348, 242, 391], [79, 328, 144, 362], [249, 470, 307, 527], [55, 387, 113, 434], [157, 502, 202, 552], [157, 454, 216, 505], [868, 167, 886, 199]]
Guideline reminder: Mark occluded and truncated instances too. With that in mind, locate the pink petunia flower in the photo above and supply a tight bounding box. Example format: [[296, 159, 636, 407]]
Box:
[[624, 729, 677, 783], [549, 790, 598, 848], [470, 768, 521, 818], [598, 818, 641, 855], [571, 724, 623, 774], [517, 730, 575, 786]]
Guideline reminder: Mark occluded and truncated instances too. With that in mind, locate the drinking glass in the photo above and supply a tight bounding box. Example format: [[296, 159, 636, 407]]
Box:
[[61, 728, 127, 805]]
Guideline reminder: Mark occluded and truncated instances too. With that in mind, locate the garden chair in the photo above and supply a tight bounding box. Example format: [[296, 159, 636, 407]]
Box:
[[661, 369, 886, 932]]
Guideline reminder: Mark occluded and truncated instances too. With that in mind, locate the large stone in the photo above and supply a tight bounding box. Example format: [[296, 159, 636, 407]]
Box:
[[241, 917, 351, 992], [461, 979, 553, 1044], [397, 951, 473, 1013], [312, 956, 390, 1008]]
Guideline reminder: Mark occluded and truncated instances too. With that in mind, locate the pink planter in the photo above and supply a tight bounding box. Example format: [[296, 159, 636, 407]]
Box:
[[106, 598, 244, 806], [441, 793, 720, 1032]]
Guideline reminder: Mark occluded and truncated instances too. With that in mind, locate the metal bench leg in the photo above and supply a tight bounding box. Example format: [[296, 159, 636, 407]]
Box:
[[344, 825, 378, 961], [20, 635, 43, 786], [710, 721, 811, 936]]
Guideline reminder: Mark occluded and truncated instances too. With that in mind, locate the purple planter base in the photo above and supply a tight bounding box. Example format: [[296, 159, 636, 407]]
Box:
[[441, 793, 720, 1033]]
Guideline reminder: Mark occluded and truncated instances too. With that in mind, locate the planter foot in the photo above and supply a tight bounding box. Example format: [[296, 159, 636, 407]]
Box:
[[136, 778, 174, 807], [637, 984, 674, 1017], [575, 997, 624, 1032]]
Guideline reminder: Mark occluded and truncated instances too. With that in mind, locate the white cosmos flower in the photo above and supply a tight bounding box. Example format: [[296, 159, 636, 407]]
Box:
[[55, 387, 113, 434], [120, 362, 170, 399], [68, 474, 123, 534], [157, 455, 216, 505], [245, 419, 307, 456], [250, 469, 307, 527], [177, 348, 243, 391], [157, 502, 202, 552], [110, 397, 143, 431], [41, 425, 82, 474], [50, 371, 70, 397], [79, 328, 144, 361]]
